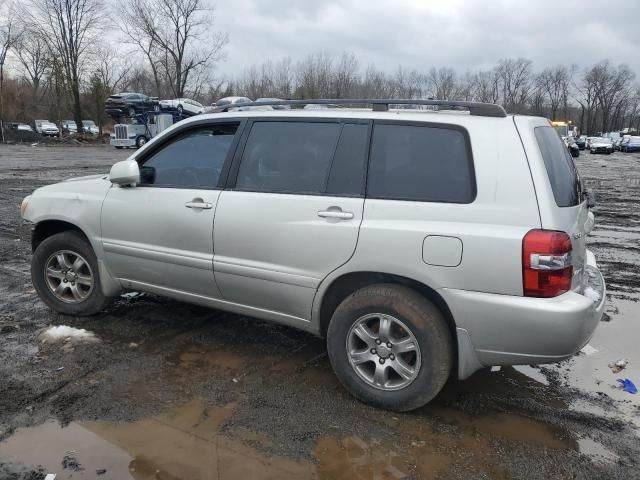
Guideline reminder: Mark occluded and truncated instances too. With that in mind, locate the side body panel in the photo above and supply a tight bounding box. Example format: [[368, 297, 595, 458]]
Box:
[[312, 116, 542, 328]]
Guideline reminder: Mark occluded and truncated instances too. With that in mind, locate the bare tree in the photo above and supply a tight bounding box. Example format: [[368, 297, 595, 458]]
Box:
[[118, 0, 228, 98], [537, 65, 573, 120], [0, 0, 21, 142], [87, 46, 131, 134], [14, 31, 49, 101], [497, 58, 532, 113], [22, 0, 105, 130], [473, 69, 501, 104], [332, 52, 359, 98], [428, 67, 457, 100]]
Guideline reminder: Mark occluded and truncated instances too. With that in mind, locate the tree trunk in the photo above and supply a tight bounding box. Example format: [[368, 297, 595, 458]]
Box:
[[71, 73, 83, 134]]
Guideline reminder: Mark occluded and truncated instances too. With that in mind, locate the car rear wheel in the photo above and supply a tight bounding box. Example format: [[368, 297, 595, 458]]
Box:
[[327, 284, 453, 411], [177, 105, 184, 114], [128, 107, 136, 117], [31, 231, 111, 316], [136, 136, 147, 148]]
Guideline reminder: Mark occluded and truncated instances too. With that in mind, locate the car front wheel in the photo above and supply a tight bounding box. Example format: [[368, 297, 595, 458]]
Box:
[[327, 284, 453, 411], [31, 231, 111, 316]]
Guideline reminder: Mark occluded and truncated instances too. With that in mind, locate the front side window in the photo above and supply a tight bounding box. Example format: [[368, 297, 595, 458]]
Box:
[[236, 121, 342, 194], [367, 123, 475, 203], [138, 124, 238, 189]]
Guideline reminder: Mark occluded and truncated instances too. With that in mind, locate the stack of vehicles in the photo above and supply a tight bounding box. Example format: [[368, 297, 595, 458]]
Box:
[[106, 92, 199, 149]]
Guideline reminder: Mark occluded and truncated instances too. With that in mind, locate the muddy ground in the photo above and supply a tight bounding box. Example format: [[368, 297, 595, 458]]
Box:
[[0, 144, 638, 480]]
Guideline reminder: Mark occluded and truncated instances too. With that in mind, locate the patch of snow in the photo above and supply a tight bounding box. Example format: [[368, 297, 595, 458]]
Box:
[[584, 286, 600, 303], [580, 344, 599, 356], [39, 325, 99, 344]]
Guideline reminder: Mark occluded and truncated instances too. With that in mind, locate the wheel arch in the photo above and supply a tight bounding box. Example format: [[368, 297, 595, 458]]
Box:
[[316, 271, 458, 366], [31, 218, 122, 297], [32, 219, 90, 252]]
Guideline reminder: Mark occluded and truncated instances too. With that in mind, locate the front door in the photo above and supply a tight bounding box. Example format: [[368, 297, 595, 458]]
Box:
[[213, 120, 370, 320], [101, 123, 241, 298]]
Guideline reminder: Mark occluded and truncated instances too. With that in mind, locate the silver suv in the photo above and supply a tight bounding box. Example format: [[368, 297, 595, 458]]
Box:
[[20, 99, 605, 411]]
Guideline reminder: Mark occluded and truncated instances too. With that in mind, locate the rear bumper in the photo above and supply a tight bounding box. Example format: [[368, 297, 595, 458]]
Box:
[[444, 251, 606, 379]]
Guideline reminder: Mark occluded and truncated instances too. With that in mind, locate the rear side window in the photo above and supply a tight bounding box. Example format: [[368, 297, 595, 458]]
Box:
[[138, 124, 237, 189], [367, 123, 475, 203], [534, 126, 582, 207], [236, 121, 341, 194]]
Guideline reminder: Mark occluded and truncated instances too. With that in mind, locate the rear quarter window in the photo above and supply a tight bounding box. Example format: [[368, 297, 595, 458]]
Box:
[[534, 126, 582, 207], [367, 123, 475, 203]]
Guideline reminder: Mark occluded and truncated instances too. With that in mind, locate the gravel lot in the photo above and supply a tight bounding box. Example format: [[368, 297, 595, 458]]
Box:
[[0, 144, 639, 480]]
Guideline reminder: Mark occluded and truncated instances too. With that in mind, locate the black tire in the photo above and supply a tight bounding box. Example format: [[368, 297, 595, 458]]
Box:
[[135, 136, 147, 148], [31, 231, 111, 316], [128, 107, 136, 117], [327, 284, 453, 411], [115, 146, 123, 150], [177, 105, 184, 114]]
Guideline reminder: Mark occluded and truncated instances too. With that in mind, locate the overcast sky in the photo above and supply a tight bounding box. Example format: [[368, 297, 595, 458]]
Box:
[[214, 0, 640, 77]]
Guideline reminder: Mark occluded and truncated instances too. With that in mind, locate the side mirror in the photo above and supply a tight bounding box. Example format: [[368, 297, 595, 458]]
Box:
[[109, 159, 140, 186]]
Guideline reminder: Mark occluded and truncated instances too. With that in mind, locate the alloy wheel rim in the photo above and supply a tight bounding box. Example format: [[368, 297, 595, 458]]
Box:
[[346, 313, 421, 391], [44, 250, 94, 303]]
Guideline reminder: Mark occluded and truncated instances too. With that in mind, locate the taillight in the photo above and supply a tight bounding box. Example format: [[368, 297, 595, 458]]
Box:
[[522, 229, 573, 298]]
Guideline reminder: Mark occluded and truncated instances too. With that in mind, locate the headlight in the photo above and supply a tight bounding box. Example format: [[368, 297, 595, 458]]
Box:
[[20, 195, 31, 218]]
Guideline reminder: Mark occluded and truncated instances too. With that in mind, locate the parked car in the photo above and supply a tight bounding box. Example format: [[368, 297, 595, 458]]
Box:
[[621, 136, 640, 152], [34, 120, 59, 137], [209, 96, 253, 112], [9, 123, 34, 132], [159, 98, 204, 116], [20, 100, 605, 412], [62, 120, 78, 135], [615, 135, 631, 151], [563, 136, 580, 157], [82, 120, 99, 135], [585, 136, 597, 149], [574, 135, 586, 150], [105, 92, 159, 118], [589, 137, 614, 154], [255, 98, 290, 110]]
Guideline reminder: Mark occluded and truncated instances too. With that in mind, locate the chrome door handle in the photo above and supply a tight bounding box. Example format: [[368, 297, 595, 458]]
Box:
[[185, 201, 213, 209], [317, 209, 354, 220]]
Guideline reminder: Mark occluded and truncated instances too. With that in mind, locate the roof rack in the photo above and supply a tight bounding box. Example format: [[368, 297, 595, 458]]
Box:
[[213, 99, 507, 118]]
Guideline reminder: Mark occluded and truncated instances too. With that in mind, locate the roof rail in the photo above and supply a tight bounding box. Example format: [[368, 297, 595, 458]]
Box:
[[213, 99, 507, 118]]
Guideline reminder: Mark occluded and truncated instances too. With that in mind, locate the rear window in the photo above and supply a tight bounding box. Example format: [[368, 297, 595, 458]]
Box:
[[534, 126, 582, 207], [367, 123, 475, 203]]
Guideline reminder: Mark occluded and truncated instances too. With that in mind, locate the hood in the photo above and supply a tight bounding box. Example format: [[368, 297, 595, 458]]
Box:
[[63, 173, 108, 183]]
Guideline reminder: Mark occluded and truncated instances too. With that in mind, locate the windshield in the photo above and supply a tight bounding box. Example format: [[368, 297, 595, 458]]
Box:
[[594, 137, 610, 143], [83, 121, 95, 126]]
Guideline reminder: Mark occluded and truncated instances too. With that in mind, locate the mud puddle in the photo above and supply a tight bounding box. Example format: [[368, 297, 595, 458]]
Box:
[[0, 395, 593, 480], [0, 399, 312, 480]]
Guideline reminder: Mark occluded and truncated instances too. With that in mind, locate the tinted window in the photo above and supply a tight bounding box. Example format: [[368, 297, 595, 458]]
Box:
[[534, 126, 581, 207], [139, 124, 237, 189], [326, 123, 369, 196], [367, 124, 475, 203], [236, 121, 341, 194]]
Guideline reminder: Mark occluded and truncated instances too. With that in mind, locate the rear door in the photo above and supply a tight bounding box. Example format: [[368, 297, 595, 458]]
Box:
[[514, 117, 588, 290], [213, 119, 369, 320]]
